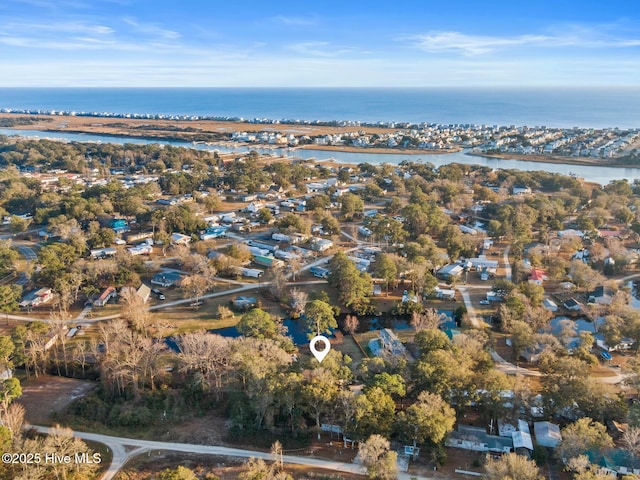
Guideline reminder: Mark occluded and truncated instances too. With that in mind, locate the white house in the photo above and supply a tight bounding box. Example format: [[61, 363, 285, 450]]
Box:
[[434, 287, 456, 300], [310, 238, 334, 252], [244, 201, 264, 214], [93, 287, 116, 307], [467, 256, 499, 270], [171, 232, 192, 246], [512, 185, 532, 195]]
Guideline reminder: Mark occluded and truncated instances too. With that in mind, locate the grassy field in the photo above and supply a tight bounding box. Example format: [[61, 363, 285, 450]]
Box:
[[334, 336, 367, 365]]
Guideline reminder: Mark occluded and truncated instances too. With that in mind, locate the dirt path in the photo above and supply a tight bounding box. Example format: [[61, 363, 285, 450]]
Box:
[[30, 425, 439, 480]]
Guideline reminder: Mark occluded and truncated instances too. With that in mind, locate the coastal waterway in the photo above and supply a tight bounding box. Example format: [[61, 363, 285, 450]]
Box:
[[2, 127, 640, 185]]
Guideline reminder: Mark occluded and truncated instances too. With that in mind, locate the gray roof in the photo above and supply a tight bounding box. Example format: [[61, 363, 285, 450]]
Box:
[[534, 421, 562, 448]]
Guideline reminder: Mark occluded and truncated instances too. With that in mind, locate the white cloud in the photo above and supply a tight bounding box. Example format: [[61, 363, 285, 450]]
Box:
[[122, 17, 181, 40], [0, 20, 114, 36], [286, 41, 362, 58], [405, 28, 640, 55], [272, 15, 317, 27], [287, 41, 334, 57]]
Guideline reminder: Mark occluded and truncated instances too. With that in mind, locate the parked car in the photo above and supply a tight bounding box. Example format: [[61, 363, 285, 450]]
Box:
[[151, 288, 166, 301], [479, 300, 490, 305], [600, 350, 612, 361]]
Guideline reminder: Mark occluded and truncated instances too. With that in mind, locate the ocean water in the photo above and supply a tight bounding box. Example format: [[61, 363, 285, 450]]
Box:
[[0, 87, 639, 129]]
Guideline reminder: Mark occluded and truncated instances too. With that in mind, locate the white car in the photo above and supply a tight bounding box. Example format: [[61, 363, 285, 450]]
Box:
[[479, 300, 490, 305]]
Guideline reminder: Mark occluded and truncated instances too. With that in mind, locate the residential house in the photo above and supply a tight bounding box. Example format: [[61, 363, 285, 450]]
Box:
[[231, 296, 257, 310], [557, 229, 585, 238], [563, 298, 582, 312], [151, 271, 182, 288], [467, 256, 499, 270], [200, 226, 228, 240], [434, 287, 456, 300], [533, 421, 562, 448], [310, 238, 334, 252], [446, 425, 513, 454], [378, 329, 407, 357], [108, 218, 129, 234], [588, 286, 614, 305], [128, 244, 152, 256], [171, 232, 192, 246], [528, 269, 548, 285], [512, 185, 532, 195], [122, 284, 151, 304], [137, 284, 151, 303], [244, 201, 264, 214], [436, 263, 464, 280], [93, 287, 116, 307], [268, 184, 285, 196], [585, 448, 640, 477], [596, 334, 635, 352], [90, 247, 117, 259], [20, 288, 53, 308]]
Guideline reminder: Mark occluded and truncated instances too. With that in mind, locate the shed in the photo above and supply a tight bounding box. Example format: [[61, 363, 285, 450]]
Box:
[[135, 284, 150, 303]]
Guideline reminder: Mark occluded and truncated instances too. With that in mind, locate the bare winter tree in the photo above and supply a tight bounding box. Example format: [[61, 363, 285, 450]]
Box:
[[24, 329, 49, 378], [411, 308, 445, 332], [0, 402, 25, 443], [120, 287, 151, 333], [180, 255, 216, 307], [72, 341, 90, 376], [288, 257, 303, 281], [178, 332, 231, 401], [137, 336, 166, 391], [623, 426, 640, 460], [270, 266, 288, 301], [344, 314, 359, 335], [18, 425, 100, 480], [49, 312, 70, 376], [289, 288, 308, 317], [180, 273, 212, 307]]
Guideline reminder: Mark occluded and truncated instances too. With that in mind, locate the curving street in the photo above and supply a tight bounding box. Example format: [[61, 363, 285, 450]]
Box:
[[31, 425, 437, 480]]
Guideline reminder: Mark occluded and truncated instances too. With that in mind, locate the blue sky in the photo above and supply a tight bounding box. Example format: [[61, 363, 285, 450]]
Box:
[[1, 0, 639, 87]]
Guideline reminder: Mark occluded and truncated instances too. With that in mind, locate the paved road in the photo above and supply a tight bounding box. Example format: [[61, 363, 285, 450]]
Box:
[[456, 286, 481, 328], [502, 245, 512, 282], [31, 425, 437, 480], [13, 241, 38, 286]]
